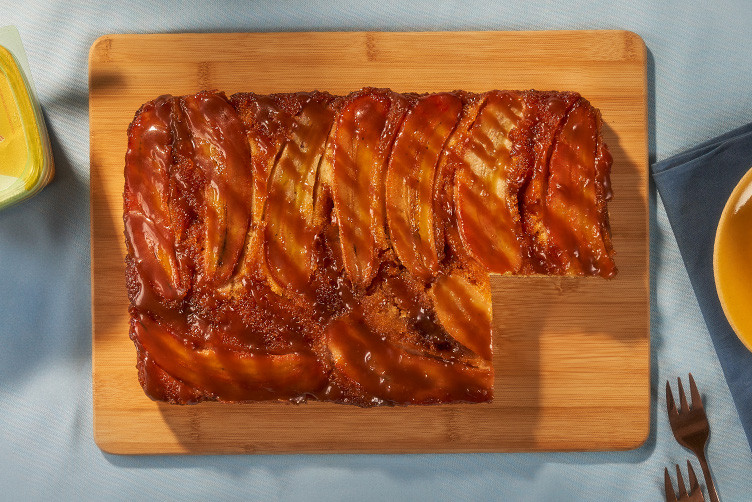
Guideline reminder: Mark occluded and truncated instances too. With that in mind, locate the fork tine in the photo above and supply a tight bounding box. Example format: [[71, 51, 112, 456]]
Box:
[[676, 464, 688, 498], [687, 460, 700, 493], [666, 380, 677, 415], [677, 377, 690, 412], [665, 467, 678, 502], [688, 373, 703, 410]]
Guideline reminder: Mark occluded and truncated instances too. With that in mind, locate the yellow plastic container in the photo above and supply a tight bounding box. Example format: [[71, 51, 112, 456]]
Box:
[[0, 26, 53, 210]]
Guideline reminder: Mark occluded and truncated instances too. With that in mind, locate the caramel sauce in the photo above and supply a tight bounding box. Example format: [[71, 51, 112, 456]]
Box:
[[327, 310, 491, 405], [385, 93, 463, 281], [229, 93, 301, 224], [522, 92, 580, 273], [124, 97, 186, 303], [134, 313, 327, 401], [262, 97, 335, 295], [455, 91, 527, 273], [136, 340, 203, 404], [124, 89, 616, 406], [181, 92, 254, 286], [429, 270, 492, 361], [543, 101, 616, 277], [332, 89, 407, 289]]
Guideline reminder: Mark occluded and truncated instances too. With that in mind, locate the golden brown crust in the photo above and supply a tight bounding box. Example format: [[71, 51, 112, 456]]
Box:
[[124, 88, 616, 406]]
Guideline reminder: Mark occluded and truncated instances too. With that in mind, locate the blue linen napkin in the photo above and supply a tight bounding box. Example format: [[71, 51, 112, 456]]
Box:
[[652, 122, 752, 450]]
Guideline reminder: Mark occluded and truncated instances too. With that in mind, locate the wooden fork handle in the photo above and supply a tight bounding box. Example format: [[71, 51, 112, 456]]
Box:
[[694, 450, 720, 502]]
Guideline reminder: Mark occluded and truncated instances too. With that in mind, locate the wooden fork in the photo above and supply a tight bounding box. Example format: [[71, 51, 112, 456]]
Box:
[[665, 461, 705, 502], [666, 374, 720, 502]]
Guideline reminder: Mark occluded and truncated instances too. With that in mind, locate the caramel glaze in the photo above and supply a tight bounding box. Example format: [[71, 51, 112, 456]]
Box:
[[332, 89, 408, 290], [124, 96, 188, 305], [261, 93, 337, 297], [385, 93, 463, 282], [124, 88, 616, 406], [454, 91, 528, 274], [180, 92, 254, 286]]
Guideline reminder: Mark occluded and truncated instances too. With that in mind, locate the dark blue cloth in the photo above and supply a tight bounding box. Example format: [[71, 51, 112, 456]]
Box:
[[652, 122, 752, 451]]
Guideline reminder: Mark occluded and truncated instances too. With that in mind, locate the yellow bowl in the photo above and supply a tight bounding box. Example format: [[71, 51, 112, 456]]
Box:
[[714, 165, 752, 352]]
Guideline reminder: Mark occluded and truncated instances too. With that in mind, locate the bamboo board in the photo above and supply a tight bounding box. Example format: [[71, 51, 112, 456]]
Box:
[[90, 30, 649, 454]]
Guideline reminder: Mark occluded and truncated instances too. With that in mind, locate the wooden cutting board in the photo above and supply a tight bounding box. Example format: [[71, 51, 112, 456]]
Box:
[[90, 30, 649, 454]]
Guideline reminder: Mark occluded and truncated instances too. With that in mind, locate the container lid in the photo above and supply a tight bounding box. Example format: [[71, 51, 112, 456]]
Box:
[[0, 26, 53, 210]]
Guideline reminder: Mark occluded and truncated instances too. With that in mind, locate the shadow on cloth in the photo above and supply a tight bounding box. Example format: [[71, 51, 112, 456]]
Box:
[[0, 103, 91, 387]]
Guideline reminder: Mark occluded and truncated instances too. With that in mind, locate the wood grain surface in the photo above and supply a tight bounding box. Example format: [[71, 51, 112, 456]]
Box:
[[90, 30, 649, 454]]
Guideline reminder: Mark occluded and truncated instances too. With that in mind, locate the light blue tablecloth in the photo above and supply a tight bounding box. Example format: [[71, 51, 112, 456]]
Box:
[[1, 1, 751, 500]]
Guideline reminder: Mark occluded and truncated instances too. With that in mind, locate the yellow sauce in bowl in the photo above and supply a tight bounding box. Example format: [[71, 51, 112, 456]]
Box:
[[714, 166, 752, 351]]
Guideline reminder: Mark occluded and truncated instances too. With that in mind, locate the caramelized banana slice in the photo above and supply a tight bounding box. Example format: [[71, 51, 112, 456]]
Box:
[[262, 96, 336, 294], [544, 100, 616, 277], [133, 314, 327, 401], [181, 92, 253, 286], [386, 93, 462, 281], [135, 341, 204, 403], [332, 90, 407, 289], [230, 93, 300, 224], [124, 96, 186, 302], [228, 93, 304, 278], [327, 310, 492, 405], [428, 270, 492, 361], [455, 91, 528, 273], [522, 92, 579, 272], [434, 92, 487, 267]]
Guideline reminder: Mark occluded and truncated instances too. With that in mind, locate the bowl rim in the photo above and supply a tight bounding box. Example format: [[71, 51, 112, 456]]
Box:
[[713, 164, 752, 353]]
